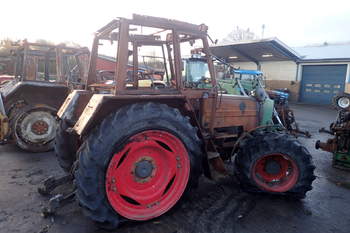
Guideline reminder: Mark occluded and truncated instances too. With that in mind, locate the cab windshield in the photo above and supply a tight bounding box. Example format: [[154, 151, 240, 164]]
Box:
[[184, 59, 210, 83]]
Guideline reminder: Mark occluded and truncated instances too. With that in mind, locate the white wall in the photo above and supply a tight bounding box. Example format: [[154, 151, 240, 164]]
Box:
[[260, 61, 297, 81], [231, 61, 298, 81], [231, 62, 257, 71]]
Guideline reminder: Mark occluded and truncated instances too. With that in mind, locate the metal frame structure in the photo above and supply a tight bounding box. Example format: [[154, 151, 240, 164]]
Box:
[[61, 14, 227, 139], [13, 40, 89, 85]]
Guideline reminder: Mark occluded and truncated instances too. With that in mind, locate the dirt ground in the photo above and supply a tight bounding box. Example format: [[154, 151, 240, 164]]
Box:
[[1, 104, 350, 233]]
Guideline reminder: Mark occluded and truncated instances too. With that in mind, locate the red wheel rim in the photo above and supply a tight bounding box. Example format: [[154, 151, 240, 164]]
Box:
[[251, 153, 299, 192], [105, 130, 190, 220]]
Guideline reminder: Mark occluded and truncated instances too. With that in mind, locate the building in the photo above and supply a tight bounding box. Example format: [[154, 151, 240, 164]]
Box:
[[211, 39, 350, 104], [97, 54, 118, 71]]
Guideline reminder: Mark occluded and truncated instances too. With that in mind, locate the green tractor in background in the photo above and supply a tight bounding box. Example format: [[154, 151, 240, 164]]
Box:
[[183, 55, 310, 137], [183, 56, 278, 127], [218, 68, 277, 126]]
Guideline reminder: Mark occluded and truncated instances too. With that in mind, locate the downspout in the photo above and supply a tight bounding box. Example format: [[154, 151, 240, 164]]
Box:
[[295, 61, 300, 82], [295, 60, 300, 102], [345, 63, 350, 93]]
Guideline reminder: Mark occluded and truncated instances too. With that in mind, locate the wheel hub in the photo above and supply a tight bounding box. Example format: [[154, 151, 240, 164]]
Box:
[[265, 159, 281, 175], [134, 159, 154, 179], [105, 130, 190, 221], [252, 153, 299, 193], [31, 120, 49, 135], [17, 109, 57, 144]]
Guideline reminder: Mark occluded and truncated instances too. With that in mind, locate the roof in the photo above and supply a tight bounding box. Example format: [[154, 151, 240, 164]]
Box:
[[98, 54, 117, 63], [210, 38, 300, 63], [293, 43, 350, 62]]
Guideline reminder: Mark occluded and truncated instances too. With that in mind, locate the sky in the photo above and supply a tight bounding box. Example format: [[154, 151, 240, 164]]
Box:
[[1, 0, 350, 48]]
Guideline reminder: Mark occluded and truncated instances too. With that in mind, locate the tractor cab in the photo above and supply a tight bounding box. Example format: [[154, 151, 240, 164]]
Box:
[[182, 55, 212, 88], [58, 14, 222, 136]]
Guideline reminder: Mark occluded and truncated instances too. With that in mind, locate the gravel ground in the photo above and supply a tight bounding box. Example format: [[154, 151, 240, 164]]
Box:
[[0, 104, 350, 233]]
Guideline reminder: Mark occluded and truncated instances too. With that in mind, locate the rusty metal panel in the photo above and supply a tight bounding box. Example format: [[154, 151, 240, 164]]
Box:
[[25, 57, 36, 80], [202, 95, 258, 130], [73, 94, 110, 135], [57, 90, 93, 122], [73, 94, 187, 136], [131, 14, 207, 35], [56, 47, 63, 82], [86, 37, 99, 87], [114, 20, 129, 94], [0, 112, 9, 142]]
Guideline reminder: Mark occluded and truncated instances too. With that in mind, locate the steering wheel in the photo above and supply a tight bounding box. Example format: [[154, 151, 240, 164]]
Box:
[[193, 76, 210, 88]]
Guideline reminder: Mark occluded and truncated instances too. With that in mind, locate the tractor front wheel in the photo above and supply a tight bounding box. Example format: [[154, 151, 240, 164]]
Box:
[[235, 132, 315, 198], [75, 103, 202, 229]]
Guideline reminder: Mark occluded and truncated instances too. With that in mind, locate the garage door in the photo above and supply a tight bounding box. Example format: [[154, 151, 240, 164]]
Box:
[[300, 65, 348, 104]]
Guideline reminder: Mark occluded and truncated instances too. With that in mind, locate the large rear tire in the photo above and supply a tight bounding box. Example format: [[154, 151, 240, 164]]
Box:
[[11, 105, 58, 152], [54, 120, 78, 172], [235, 131, 315, 199], [75, 103, 202, 229]]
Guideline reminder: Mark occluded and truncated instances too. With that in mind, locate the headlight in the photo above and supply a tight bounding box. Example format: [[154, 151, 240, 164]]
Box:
[[337, 96, 350, 109]]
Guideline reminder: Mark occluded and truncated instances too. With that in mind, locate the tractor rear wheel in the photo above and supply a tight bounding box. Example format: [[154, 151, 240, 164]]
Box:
[[54, 120, 78, 172], [75, 103, 202, 229], [235, 131, 315, 198], [11, 105, 58, 152]]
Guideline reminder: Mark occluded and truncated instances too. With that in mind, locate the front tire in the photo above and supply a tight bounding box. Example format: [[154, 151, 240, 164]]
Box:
[[235, 132, 315, 198], [75, 103, 202, 229]]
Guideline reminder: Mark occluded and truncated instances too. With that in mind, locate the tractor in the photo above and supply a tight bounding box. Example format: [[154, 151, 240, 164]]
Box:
[[316, 92, 350, 170], [0, 41, 89, 152], [216, 65, 310, 137], [49, 14, 315, 229]]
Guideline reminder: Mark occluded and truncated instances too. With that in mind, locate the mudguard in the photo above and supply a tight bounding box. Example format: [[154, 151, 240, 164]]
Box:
[[57, 90, 93, 123]]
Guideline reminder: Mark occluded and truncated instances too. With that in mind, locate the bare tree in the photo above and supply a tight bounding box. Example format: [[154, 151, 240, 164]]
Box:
[[221, 26, 259, 44]]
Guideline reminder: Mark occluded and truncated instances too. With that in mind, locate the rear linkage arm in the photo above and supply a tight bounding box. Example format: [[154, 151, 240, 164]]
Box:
[[37, 174, 75, 217]]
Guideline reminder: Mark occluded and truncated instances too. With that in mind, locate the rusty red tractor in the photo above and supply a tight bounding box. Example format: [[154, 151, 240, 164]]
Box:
[[50, 15, 315, 229], [0, 41, 89, 152]]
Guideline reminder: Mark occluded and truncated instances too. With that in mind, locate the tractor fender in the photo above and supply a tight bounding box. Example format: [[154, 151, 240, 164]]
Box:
[[57, 90, 93, 124], [2, 81, 69, 110], [72, 94, 190, 137]]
